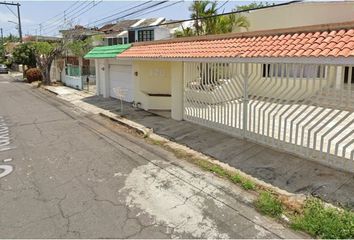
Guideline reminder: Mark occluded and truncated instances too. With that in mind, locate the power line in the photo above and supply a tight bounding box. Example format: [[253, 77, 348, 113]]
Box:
[[43, 0, 104, 35], [131, 0, 184, 19], [87, 0, 153, 27], [41, 1, 94, 32], [132, 0, 302, 30], [5, 5, 17, 18], [94, 1, 169, 28]]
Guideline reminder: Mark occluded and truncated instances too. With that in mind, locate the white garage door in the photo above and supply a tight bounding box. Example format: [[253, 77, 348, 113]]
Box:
[[109, 64, 134, 102]]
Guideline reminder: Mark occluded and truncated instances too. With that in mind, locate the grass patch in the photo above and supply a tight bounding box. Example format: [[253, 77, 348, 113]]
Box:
[[230, 174, 242, 184], [241, 180, 256, 190], [291, 198, 354, 239], [255, 191, 283, 218]]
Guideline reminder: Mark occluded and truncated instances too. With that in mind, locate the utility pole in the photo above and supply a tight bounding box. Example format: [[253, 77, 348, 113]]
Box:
[[0, 28, 3, 58], [16, 3, 22, 42], [0, 2, 22, 42]]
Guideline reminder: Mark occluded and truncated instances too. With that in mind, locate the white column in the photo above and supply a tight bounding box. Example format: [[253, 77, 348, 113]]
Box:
[[103, 59, 110, 98], [95, 59, 100, 96], [171, 62, 184, 121], [335, 65, 343, 90]]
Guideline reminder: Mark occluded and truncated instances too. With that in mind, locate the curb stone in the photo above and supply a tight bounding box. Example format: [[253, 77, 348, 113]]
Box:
[[99, 111, 153, 137]]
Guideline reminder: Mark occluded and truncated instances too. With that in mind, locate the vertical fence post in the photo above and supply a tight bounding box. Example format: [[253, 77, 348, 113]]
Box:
[[243, 63, 249, 138]]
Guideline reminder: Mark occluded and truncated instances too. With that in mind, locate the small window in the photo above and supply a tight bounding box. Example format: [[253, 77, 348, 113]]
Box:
[[137, 30, 154, 42], [344, 66, 354, 84], [107, 38, 113, 46]]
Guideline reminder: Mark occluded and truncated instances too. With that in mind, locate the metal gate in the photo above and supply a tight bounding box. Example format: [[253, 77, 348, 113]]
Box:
[[183, 62, 354, 172]]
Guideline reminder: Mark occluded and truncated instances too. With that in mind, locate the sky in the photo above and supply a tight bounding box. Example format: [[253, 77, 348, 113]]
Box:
[[0, 0, 284, 37]]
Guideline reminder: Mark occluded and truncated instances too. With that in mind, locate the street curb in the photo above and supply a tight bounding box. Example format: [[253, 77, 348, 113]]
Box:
[[41, 86, 59, 95], [99, 111, 153, 137]]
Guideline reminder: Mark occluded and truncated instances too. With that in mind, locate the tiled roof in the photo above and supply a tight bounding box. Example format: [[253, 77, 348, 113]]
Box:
[[118, 22, 354, 59]]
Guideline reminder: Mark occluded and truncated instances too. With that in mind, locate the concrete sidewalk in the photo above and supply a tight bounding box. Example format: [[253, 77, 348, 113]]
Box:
[[43, 85, 354, 209]]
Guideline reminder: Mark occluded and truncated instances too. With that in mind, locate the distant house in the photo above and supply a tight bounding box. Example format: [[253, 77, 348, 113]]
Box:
[[84, 17, 185, 100], [99, 18, 185, 45], [56, 25, 102, 90]]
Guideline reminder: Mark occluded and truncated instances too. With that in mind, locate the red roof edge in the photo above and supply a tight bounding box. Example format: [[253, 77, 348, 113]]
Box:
[[132, 20, 354, 46]]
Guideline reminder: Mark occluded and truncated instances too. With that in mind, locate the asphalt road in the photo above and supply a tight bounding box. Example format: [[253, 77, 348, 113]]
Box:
[[0, 74, 304, 239]]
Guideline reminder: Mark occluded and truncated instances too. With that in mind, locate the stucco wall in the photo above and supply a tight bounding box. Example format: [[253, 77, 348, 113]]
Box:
[[133, 60, 172, 110], [241, 2, 354, 32]]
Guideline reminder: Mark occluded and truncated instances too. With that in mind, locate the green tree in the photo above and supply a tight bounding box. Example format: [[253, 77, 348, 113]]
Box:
[[12, 42, 36, 68], [67, 38, 93, 57], [33, 41, 63, 85], [176, 0, 250, 37], [236, 2, 273, 11], [189, 0, 218, 35]]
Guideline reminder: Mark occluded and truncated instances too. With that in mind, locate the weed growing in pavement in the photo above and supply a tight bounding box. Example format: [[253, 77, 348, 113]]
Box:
[[291, 198, 354, 239], [241, 180, 256, 190], [230, 174, 242, 184], [256, 191, 283, 218]]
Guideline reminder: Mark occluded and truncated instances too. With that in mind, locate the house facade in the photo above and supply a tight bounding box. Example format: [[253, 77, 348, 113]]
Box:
[[86, 17, 184, 99], [115, 21, 354, 173]]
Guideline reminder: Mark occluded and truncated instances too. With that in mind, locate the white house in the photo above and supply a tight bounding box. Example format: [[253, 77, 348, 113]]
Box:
[[84, 44, 133, 101], [115, 21, 354, 173], [85, 18, 185, 101]]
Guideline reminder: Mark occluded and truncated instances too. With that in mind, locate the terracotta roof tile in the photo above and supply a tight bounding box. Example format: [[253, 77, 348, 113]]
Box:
[[119, 24, 354, 59]]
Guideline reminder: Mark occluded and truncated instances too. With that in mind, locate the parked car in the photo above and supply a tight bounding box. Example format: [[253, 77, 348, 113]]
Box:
[[0, 64, 8, 74]]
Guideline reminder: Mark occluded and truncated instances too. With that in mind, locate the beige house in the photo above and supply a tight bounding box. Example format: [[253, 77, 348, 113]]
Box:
[[241, 1, 354, 32], [115, 21, 354, 173]]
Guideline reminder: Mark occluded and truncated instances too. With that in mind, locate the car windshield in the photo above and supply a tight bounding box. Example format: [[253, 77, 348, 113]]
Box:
[[0, 64, 6, 68]]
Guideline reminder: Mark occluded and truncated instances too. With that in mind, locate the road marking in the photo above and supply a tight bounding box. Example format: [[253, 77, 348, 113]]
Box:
[[0, 116, 15, 179], [0, 116, 15, 151], [0, 164, 13, 178]]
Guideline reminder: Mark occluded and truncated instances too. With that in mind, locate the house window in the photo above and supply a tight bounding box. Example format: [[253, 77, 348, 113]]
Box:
[[344, 66, 354, 84], [137, 30, 154, 42], [262, 64, 325, 78], [108, 38, 118, 46]]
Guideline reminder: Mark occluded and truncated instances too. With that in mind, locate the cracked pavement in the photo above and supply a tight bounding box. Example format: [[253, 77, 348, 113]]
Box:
[[0, 74, 306, 238]]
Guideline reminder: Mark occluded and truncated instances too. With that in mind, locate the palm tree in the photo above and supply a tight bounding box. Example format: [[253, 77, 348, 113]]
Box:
[[214, 14, 250, 34], [189, 0, 218, 35], [175, 0, 250, 37]]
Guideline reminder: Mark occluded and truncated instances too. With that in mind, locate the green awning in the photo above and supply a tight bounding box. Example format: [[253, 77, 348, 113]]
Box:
[[84, 44, 131, 59]]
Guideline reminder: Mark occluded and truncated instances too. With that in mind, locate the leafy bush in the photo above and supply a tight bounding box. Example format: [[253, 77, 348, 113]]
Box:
[[291, 198, 354, 239], [25, 68, 42, 83], [12, 43, 36, 68], [256, 191, 283, 218], [4, 59, 12, 68]]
